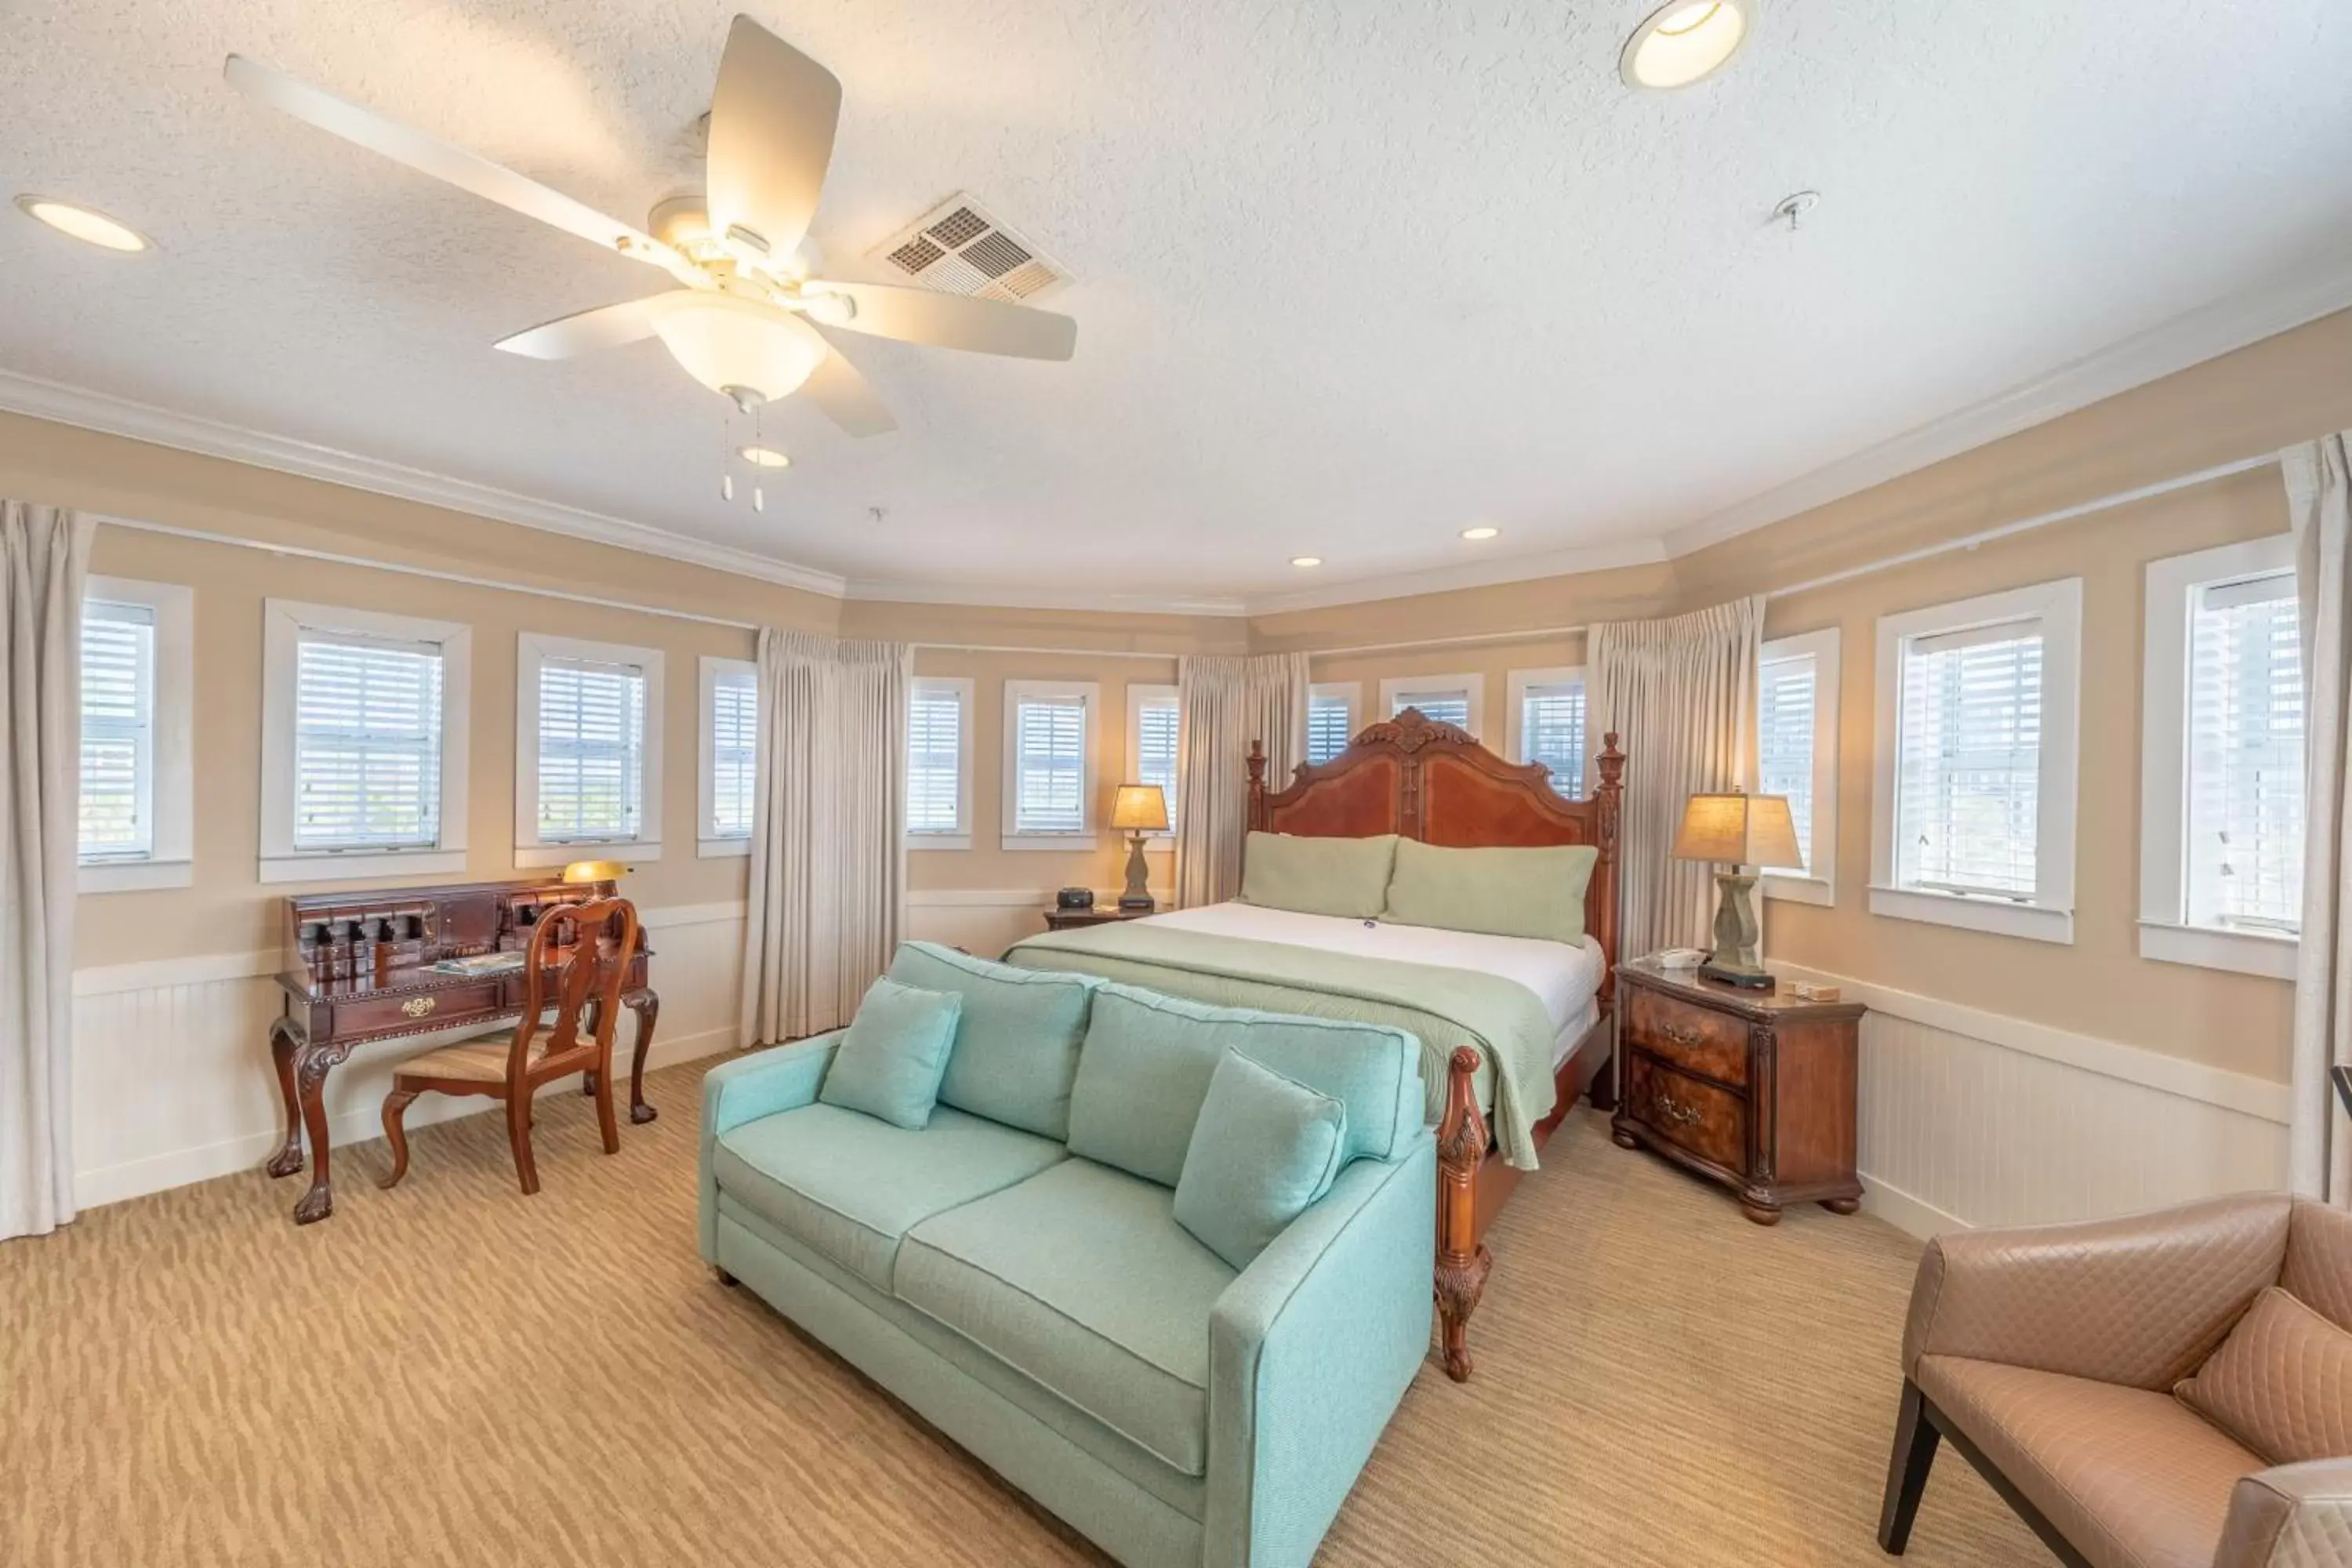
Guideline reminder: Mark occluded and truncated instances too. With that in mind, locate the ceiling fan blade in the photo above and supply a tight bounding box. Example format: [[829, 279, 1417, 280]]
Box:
[[495, 294, 685, 360], [224, 54, 677, 267], [705, 16, 841, 262], [809, 281, 1076, 361], [800, 338, 898, 437]]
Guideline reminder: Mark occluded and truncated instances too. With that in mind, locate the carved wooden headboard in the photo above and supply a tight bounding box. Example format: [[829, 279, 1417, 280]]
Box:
[[1246, 708, 1626, 1005]]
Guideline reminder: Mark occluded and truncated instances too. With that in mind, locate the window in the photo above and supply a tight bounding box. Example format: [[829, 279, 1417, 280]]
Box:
[[261, 600, 472, 884], [1870, 579, 2080, 943], [1127, 684, 1179, 836], [515, 632, 663, 868], [1381, 673, 1483, 739], [1756, 629, 1840, 905], [1506, 667, 1587, 799], [1002, 680, 1098, 849], [906, 677, 974, 849], [1307, 682, 1359, 764], [699, 657, 757, 856], [2140, 535, 2301, 978], [79, 579, 194, 892]]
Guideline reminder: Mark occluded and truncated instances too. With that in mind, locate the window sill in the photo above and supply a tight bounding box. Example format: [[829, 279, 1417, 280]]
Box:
[[2138, 920, 2296, 981], [1000, 833, 1098, 853], [260, 848, 469, 885], [697, 837, 753, 859], [906, 833, 972, 851], [515, 842, 662, 870], [78, 858, 194, 894], [1867, 884, 2072, 946], [1761, 873, 1832, 908]]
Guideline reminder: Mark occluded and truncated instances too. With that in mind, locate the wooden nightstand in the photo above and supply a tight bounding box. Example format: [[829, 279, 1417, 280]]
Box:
[[1041, 906, 1156, 931], [1611, 956, 1864, 1225]]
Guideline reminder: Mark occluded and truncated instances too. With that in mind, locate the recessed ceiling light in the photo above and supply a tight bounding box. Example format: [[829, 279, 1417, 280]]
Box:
[[14, 195, 150, 252], [739, 445, 792, 468], [1461, 525, 1501, 541], [1621, 0, 1750, 90], [1290, 556, 1323, 568]]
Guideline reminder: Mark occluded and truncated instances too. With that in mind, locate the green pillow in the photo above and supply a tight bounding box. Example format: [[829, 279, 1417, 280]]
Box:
[[1172, 1049, 1348, 1269], [1381, 837, 1599, 946], [818, 977, 962, 1131], [1238, 831, 1398, 919]]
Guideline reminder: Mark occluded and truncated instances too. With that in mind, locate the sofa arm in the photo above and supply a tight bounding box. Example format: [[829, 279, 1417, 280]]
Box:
[[1902, 1193, 2291, 1390], [2212, 1460, 2352, 1568], [697, 1033, 842, 1264], [1204, 1134, 1436, 1568]]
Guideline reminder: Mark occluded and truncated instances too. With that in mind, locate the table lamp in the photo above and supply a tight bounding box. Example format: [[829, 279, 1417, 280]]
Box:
[[561, 859, 627, 887], [1669, 792, 1802, 991], [1110, 784, 1170, 913]]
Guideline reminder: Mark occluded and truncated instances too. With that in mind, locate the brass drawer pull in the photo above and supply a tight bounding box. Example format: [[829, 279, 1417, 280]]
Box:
[[1653, 1090, 1703, 1127], [1659, 1021, 1702, 1047]]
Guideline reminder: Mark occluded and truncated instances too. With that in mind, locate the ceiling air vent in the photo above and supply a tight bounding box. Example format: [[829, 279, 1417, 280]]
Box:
[[868, 194, 1071, 304]]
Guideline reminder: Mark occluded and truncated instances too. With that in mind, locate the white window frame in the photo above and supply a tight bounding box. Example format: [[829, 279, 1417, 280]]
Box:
[[1505, 665, 1588, 800], [1125, 682, 1180, 840], [1002, 678, 1099, 851], [1307, 681, 1361, 764], [516, 631, 664, 869], [1869, 578, 2081, 945], [698, 655, 757, 859], [1381, 672, 1484, 740], [2139, 535, 2299, 980], [1757, 629, 1840, 908], [906, 676, 975, 851], [79, 577, 194, 893], [260, 598, 472, 884]]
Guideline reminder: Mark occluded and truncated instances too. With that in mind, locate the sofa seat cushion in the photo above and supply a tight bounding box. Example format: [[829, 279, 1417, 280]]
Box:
[[712, 1104, 1065, 1293], [897, 1160, 1236, 1477], [1918, 1354, 2264, 1568]]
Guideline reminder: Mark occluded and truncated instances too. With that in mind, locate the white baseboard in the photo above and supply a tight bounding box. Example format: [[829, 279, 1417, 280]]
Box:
[[1859, 1173, 1969, 1242]]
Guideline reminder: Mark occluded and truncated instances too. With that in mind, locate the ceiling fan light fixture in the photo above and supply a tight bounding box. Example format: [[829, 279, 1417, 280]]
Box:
[[16, 195, 149, 252], [1621, 0, 1750, 90], [1290, 556, 1323, 568], [1461, 525, 1501, 541], [649, 292, 827, 403], [739, 445, 792, 468]]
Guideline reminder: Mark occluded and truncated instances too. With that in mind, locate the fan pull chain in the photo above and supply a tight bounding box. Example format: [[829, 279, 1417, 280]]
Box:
[[720, 404, 735, 503], [752, 403, 765, 514]]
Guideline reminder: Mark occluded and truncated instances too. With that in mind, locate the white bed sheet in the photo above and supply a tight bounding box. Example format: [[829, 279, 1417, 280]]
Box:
[[1138, 902, 1605, 1035]]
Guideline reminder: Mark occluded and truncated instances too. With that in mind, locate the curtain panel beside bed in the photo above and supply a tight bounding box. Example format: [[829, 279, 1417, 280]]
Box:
[[1174, 652, 1309, 908]]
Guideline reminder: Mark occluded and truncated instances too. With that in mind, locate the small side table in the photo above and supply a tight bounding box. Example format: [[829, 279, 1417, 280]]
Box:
[[1042, 906, 1156, 931]]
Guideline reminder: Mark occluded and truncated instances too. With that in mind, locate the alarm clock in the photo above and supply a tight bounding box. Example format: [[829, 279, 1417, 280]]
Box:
[[1055, 887, 1095, 911]]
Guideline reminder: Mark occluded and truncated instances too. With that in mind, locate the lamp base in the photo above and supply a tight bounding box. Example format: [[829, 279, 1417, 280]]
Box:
[[1699, 960, 1776, 992], [1704, 869, 1773, 992], [1119, 833, 1156, 914]]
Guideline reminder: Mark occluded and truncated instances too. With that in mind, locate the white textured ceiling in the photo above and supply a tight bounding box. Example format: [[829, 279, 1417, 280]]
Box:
[[5, 1, 2352, 608]]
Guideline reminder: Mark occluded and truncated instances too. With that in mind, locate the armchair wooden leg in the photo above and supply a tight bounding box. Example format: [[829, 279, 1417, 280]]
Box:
[[506, 1093, 541, 1196], [1878, 1378, 1941, 1555], [593, 1050, 620, 1156], [378, 1088, 419, 1189]]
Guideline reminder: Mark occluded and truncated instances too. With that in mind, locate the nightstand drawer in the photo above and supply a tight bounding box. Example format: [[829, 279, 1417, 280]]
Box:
[[1624, 1050, 1746, 1174], [1623, 985, 1749, 1087]]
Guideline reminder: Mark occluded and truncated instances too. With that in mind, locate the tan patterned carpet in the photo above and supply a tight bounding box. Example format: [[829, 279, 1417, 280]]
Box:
[[2, 1058, 2049, 1567]]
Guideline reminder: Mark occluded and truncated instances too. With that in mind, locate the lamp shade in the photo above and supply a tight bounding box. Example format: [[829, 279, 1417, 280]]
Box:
[[1111, 783, 1170, 833], [561, 859, 627, 885], [1669, 793, 1802, 869]]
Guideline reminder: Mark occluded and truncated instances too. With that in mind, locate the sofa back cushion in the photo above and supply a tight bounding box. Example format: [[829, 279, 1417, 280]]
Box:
[[2281, 1198, 2352, 1333], [2174, 1287, 2352, 1465], [1066, 982, 1422, 1188], [1239, 831, 1398, 920], [887, 942, 1100, 1139]]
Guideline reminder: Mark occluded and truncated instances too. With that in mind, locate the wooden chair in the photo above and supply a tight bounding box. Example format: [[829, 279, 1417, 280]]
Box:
[[379, 895, 641, 1197]]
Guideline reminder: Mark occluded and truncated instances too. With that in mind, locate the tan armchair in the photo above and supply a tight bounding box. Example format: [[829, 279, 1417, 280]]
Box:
[[1878, 1193, 2352, 1568]]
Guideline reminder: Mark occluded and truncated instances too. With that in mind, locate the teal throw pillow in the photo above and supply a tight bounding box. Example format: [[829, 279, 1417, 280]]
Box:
[[1172, 1049, 1348, 1270], [818, 977, 962, 1131]]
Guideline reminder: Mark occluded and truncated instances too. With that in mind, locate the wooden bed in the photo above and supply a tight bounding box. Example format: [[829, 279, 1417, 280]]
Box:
[[1247, 707, 1624, 1381]]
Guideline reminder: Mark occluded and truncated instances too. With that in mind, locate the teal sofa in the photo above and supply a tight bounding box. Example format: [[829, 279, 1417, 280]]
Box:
[[698, 942, 1437, 1568]]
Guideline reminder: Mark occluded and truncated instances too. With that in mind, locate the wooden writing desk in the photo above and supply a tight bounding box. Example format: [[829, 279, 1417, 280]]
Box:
[[264, 877, 657, 1225]]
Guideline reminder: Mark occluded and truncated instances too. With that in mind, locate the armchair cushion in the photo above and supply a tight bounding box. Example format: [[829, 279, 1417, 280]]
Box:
[[1173, 1050, 1347, 1270], [2176, 1287, 2352, 1466], [819, 977, 962, 1131], [2214, 1458, 2352, 1568]]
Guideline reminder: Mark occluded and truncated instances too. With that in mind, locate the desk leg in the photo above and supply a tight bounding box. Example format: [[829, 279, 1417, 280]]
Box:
[[292, 1041, 350, 1225], [265, 1018, 307, 1178], [622, 987, 660, 1125]]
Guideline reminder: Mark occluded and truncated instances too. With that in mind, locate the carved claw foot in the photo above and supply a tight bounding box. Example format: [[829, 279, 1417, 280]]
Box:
[[1610, 1127, 1639, 1150], [264, 1145, 305, 1179], [1435, 1242, 1493, 1384], [630, 1103, 659, 1125], [292, 1182, 335, 1225]]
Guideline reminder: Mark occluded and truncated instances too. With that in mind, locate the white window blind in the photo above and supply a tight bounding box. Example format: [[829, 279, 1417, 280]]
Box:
[[293, 633, 445, 849], [907, 684, 965, 834], [538, 657, 647, 843], [80, 601, 154, 861], [1137, 695, 1179, 830], [1014, 694, 1087, 834], [1394, 688, 1470, 730], [709, 666, 757, 840], [1894, 622, 2042, 899], [1307, 694, 1352, 764], [1758, 655, 1817, 872], [1520, 679, 1586, 799], [2187, 573, 2303, 933]]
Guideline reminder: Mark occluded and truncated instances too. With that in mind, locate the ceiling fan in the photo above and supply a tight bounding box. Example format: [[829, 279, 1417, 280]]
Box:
[[223, 16, 1076, 441]]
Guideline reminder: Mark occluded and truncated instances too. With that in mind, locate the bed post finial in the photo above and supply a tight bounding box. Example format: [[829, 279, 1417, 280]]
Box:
[[1247, 740, 1268, 833], [1435, 1045, 1492, 1383]]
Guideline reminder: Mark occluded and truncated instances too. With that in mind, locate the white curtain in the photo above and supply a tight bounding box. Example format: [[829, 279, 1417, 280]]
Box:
[[2, 501, 90, 1240], [2288, 432, 2352, 1207], [1175, 652, 1309, 908], [739, 630, 910, 1047], [1589, 595, 1765, 961]]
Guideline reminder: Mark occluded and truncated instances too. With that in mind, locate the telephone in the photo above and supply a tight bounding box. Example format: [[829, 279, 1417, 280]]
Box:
[[1653, 947, 1707, 969]]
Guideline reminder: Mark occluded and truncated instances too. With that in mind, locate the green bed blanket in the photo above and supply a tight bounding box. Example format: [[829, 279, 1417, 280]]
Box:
[[1005, 922, 1563, 1171]]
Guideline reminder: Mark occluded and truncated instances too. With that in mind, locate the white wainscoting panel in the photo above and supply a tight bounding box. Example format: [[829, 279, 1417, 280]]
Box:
[[70, 903, 746, 1210]]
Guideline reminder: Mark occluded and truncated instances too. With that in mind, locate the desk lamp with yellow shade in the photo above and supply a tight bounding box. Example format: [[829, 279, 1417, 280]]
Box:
[[1669, 792, 1802, 991], [560, 860, 628, 887], [1111, 784, 1170, 913]]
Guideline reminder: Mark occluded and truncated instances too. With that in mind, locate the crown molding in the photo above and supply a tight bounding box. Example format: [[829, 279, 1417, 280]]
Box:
[[0, 369, 851, 599], [1240, 534, 1671, 616], [843, 576, 1249, 617]]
